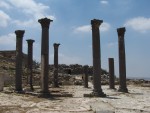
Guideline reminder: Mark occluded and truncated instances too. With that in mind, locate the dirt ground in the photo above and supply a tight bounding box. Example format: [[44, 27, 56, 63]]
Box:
[[0, 82, 150, 113]]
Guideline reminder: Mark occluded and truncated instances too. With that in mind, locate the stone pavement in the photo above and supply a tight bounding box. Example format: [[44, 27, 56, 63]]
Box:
[[0, 82, 150, 113]]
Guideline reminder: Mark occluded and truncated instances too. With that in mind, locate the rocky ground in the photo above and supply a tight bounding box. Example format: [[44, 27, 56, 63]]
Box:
[[0, 81, 150, 113]]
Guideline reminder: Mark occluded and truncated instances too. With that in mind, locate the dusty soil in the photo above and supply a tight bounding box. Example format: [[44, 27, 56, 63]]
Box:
[[0, 82, 150, 113]]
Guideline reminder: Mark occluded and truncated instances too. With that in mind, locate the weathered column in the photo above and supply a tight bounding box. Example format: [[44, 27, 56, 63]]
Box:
[[38, 18, 53, 95], [108, 58, 115, 89], [26, 39, 35, 91], [91, 19, 106, 97], [15, 30, 25, 92], [53, 43, 60, 87], [117, 27, 128, 92], [83, 65, 89, 88]]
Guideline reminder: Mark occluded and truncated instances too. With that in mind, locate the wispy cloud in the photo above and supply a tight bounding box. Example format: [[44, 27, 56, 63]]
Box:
[[74, 25, 91, 33], [124, 17, 150, 33], [6, 0, 55, 27], [101, 22, 110, 32], [74, 22, 110, 33], [100, 0, 109, 5], [0, 33, 16, 50], [0, 10, 11, 27], [0, 1, 11, 9]]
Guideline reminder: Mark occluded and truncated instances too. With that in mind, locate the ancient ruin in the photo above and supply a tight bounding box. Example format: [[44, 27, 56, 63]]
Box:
[[108, 58, 115, 89], [91, 19, 106, 97], [26, 39, 35, 91], [38, 18, 53, 96], [15, 30, 25, 92], [117, 27, 128, 93], [53, 43, 60, 87]]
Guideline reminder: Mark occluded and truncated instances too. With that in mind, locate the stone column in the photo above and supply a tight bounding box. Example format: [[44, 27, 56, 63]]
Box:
[[117, 27, 128, 92], [15, 30, 25, 92], [108, 58, 115, 89], [91, 19, 106, 97], [38, 18, 53, 95], [26, 39, 35, 91], [83, 65, 89, 88], [53, 43, 60, 87]]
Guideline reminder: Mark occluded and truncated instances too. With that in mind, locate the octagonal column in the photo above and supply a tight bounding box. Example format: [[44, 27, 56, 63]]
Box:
[[91, 19, 106, 97], [117, 27, 128, 93], [15, 30, 25, 92], [53, 43, 60, 87], [26, 39, 35, 91], [38, 18, 53, 95], [108, 58, 115, 89]]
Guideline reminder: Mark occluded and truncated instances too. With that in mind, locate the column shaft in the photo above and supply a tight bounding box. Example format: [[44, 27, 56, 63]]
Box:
[[53, 43, 60, 87], [83, 65, 88, 88], [91, 19, 106, 97], [38, 18, 53, 94], [15, 30, 25, 92], [26, 39, 34, 90], [108, 58, 115, 89], [117, 27, 128, 92]]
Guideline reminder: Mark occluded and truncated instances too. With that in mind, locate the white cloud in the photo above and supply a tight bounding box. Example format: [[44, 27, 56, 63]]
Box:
[[74, 25, 91, 33], [6, 0, 55, 27], [0, 33, 16, 50], [101, 22, 110, 32], [12, 19, 35, 27], [100, 0, 109, 4], [124, 17, 150, 33], [0, 1, 11, 9], [74, 22, 110, 33], [0, 10, 11, 27]]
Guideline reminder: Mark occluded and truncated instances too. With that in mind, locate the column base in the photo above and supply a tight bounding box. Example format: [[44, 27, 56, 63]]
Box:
[[38, 91, 52, 98], [52, 84, 59, 88], [84, 89, 106, 97], [14, 90, 25, 94], [118, 87, 128, 93]]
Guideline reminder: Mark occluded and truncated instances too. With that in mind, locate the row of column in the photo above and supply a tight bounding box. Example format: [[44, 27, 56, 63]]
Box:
[[91, 19, 128, 97], [14, 17, 128, 96], [15, 30, 35, 92]]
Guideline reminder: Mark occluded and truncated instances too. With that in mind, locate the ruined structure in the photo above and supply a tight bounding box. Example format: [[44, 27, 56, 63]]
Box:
[[91, 19, 106, 97], [38, 18, 53, 96], [26, 39, 35, 90], [108, 58, 115, 89], [53, 43, 60, 87], [117, 27, 128, 92], [15, 30, 25, 92]]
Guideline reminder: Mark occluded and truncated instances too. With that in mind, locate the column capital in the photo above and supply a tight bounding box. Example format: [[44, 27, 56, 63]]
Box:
[[15, 30, 25, 38], [117, 27, 126, 36], [26, 39, 35, 44], [53, 43, 60, 48], [38, 17, 53, 28], [91, 19, 103, 28]]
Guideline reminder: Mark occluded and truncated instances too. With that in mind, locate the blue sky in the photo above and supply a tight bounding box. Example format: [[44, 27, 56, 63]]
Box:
[[0, 0, 150, 78]]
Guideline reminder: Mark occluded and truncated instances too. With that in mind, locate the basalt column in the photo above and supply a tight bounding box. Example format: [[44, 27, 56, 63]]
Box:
[[53, 43, 60, 87], [38, 18, 53, 94], [83, 65, 89, 88], [117, 27, 128, 92], [108, 58, 115, 89], [91, 19, 106, 97], [26, 39, 35, 91], [15, 30, 25, 92]]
